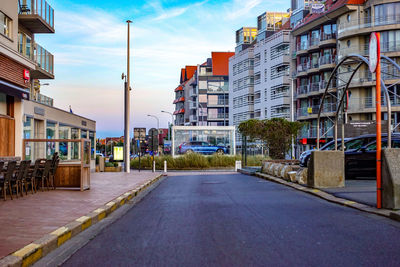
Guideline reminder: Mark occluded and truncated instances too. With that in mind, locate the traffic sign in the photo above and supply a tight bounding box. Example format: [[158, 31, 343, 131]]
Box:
[[134, 128, 146, 140], [369, 32, 380, 73]]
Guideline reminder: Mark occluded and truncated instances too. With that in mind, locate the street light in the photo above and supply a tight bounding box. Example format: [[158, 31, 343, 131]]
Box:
[[147, 114, 160, 133], [161, 110, 173, 140], [123, 19, 132, 173], [289, 77, 296, 159]]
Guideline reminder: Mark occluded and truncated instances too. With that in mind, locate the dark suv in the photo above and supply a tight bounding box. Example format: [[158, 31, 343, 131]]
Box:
[[299, 134, 383, 167], [178, 141, 228, 155], [345, 137, 400, 179]]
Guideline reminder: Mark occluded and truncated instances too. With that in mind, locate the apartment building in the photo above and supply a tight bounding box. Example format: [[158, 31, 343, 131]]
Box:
[[0, 0, 96, 159], [174, 52, 234, 126], [291, 0, 400, 152], [229, 12, 291, 143], [173, 66, 197, 125]]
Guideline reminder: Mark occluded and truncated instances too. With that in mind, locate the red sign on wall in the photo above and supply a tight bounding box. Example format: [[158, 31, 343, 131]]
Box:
[[23, 69, 30, 80]]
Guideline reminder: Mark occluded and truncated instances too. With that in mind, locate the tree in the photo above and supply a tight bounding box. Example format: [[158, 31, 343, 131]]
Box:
[[238, 118, 302, 159]]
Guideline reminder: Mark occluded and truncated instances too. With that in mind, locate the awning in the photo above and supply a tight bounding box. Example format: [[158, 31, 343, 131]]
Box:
[[0, 79, 29, 100]]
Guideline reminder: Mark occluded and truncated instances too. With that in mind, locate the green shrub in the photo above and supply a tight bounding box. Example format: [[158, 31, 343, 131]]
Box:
[[130, 153, 270, 170], [105, 162, 114, 167], [96, 155, 100, 165]]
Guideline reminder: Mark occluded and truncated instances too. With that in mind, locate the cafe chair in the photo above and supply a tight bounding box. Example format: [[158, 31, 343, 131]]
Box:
[[1, 161, 16, 200]]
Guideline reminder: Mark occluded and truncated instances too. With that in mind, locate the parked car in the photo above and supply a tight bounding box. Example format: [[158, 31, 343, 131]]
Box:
[[345, 137, 400, 179], [178, 141, 229, 155], [299, 134, 388, 167]]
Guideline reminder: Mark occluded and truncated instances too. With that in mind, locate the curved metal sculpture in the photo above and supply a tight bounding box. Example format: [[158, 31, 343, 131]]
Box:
[[316, 54, 400, 149]]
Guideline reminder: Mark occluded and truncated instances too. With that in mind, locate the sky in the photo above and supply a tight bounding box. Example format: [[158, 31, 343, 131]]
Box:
[[36, 0, 289, 138]]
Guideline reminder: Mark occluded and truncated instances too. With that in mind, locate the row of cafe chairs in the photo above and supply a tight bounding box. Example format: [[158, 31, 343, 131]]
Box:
[[0, 153, 60, 200]]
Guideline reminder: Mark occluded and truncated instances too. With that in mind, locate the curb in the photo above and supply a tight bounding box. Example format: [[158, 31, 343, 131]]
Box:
[[0, 173, 165, 267], [243, 171, 399, 222]]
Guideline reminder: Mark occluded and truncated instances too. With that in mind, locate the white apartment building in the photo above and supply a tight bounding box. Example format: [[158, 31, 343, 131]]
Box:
[[254, 30, 291, 120], [229, 13, 291, 147]]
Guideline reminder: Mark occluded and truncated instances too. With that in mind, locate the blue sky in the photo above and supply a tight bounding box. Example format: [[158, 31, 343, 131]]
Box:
[[36, 0, 289, 138]]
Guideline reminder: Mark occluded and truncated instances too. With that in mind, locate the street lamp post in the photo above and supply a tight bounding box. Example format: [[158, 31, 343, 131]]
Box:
[[124, 20, 132, 173], [161, 110, 174, 141]]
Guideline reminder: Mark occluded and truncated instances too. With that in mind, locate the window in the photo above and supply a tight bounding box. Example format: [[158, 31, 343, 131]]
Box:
[[18, 32, 32, 58], [0, 11, 12, 39], [0, 93, 6, 115]]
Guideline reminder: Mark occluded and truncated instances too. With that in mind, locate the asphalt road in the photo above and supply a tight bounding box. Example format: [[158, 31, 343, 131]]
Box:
[[63, 172, 400, 267]]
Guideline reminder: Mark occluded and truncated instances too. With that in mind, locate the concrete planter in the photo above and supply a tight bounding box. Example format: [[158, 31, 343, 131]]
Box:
[[104, 166, 122, 172]]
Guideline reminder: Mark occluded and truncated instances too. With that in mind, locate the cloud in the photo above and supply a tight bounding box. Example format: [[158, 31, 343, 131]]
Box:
[[226, 0, 262, 20]]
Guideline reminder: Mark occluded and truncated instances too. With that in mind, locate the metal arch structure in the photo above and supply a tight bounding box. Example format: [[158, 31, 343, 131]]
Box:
[[316, 54, 400, 150]]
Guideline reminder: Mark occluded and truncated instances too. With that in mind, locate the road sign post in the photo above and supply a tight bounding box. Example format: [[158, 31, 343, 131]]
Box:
[[369, 32, 382, 209]]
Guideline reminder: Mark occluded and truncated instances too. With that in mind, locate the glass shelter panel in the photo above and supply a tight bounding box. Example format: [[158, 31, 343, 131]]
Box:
[[172, 126, 235, 156]]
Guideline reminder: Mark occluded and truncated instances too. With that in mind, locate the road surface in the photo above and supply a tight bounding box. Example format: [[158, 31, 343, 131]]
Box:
[[63, 172, 400, 266]]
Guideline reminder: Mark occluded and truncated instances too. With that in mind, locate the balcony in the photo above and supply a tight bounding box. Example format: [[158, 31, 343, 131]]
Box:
[[297, 85, 308, 96], [296, 63, 308, 77], [319, 33, 336, 47], [207, 113, 228, 120], [318, 55, 336, 71], [308, 37, 320, 52], [307, 61, 319, 74], [308, 82, 320, 93], [31, 43, 54, 79], [207, 100, 228, 107], [18, 0, 55, 33], [189, 89, 197, 97], [34, 93, 53, 106], [296, 42, 308, 56], [338, 16, 400, 39]]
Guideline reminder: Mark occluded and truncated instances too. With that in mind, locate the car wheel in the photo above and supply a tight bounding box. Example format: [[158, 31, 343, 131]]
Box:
[[216, 149, 224, 155], [185, 149, 194, 154]]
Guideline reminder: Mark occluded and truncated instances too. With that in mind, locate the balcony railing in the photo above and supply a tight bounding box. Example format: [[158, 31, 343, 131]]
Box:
[[338, 15, 400, 36], [18, 0, 55, 32], [297, 62, 308, 73], [309, 37, 319, 47], [297, 103, 337, 117], [34, 93, 53, 106], [296, 42, 308, 51], [297, 85, 308, 95], [208, 114, 228, 120], [309, 82, 320, 92], [321, 33, 336, 41], [319, 55, 336, 66], [189, 115, 197, 122], [34, 43, 54, 75]]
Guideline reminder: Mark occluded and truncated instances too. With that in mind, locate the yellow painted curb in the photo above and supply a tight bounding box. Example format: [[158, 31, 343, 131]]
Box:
[[50, 227, 72, 247], [106, 201, 117, 212], [93, 208, 106, 221], [76, 216, 92, 231], [13, 243, 42, 267]]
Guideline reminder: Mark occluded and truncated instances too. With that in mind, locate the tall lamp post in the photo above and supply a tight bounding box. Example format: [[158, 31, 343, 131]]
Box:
[[161, 110, 174, 141], [123, 19, 132, 173]]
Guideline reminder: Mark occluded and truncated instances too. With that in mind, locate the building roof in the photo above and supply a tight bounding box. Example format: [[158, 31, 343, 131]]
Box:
[[185, 66, 197, 80], [293, 0, 365, 31], [211, 52, 235, 76]]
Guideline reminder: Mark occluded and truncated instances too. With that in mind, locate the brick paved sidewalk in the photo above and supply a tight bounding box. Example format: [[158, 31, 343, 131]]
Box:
[[0, 171, 161, 259]]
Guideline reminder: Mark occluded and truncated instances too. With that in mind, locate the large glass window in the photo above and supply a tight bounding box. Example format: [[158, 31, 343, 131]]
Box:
[[18, 32, 32, 58], [59, 125, 70, 160], [46, 122, 56, 158], [24, 117, 33, 160], [71, 128, 80, 160], [89, 131, 95, 159], [0, 93, 6, 115], [375, 3, 400, 25], [380, 30, 400, 52], [0, 11, 12, 39]]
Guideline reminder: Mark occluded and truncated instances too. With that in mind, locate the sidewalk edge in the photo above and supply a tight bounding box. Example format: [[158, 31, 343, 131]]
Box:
[[0, 173, 165, 267]]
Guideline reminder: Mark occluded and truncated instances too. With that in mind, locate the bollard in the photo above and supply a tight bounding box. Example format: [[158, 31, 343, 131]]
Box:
[[152, 160, 155, 173], [235, 160, 242, 172], [164, 160, 167, 174]]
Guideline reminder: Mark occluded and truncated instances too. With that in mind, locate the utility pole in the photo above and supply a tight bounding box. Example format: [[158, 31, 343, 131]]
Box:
[[124, 20, 132, 173]]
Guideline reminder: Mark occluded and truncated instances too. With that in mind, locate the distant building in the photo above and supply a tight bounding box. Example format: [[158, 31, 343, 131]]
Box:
[[229, 12, 291, 146], [174, 52, 234, 126]]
